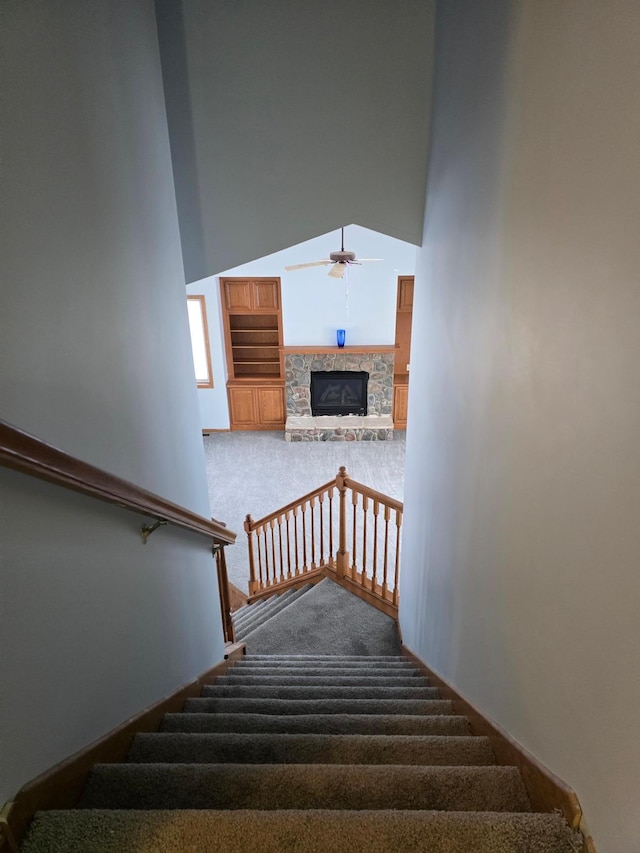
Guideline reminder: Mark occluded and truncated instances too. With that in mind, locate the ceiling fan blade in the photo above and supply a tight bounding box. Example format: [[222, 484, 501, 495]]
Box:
[[328, 263, 347, 279], [284, 260, 332, 271], [358, 258, 384, 262]]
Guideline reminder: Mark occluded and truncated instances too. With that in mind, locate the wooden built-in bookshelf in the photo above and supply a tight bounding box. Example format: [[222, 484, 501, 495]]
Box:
[[220, 278, 285, 429], [228, 315, 281, 379]]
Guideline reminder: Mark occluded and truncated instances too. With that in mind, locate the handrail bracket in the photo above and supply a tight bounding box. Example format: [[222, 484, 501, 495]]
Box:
[[140, 519, 168, 544]]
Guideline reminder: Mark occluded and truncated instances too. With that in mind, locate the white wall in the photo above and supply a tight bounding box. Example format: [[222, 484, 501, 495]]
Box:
[[156, 0, 434, 281], [187, 226, 417, 429], [400, 2, 640, 851], [0, 0, 226, 804]]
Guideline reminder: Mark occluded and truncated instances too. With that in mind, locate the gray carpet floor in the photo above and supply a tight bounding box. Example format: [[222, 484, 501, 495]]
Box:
[[203, 431, 406, 590]]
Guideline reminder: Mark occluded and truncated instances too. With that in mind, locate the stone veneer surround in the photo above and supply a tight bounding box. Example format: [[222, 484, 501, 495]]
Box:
[[284, 349, 395, 441], [286, 351, 395, 416]]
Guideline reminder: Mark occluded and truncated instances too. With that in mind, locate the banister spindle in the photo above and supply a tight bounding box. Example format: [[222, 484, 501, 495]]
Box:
[[382, 505, 390, 597], [351, 489, 358, 576], [301, 501, 308, 571], [293, 505, 300, 575], [393, 508, 403, 605], [318, 490, 325, 565], [285, 510, 292, 578], [372, 499, 379, 593], [269, 519, 276, 583], [277, 515, 285, 582], [328, 486, 335, 567], [310, 495, 317, 569], [258, 525, 266, 589], [361, 494, 369, 586]]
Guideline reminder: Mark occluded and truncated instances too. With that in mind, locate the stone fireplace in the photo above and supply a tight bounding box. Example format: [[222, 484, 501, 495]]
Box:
[[284, 347, 395, 441]]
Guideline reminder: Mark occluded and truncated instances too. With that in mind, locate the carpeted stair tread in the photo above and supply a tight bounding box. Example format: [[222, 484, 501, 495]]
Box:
[[231, 666, 419, 678], [216, 674, 431, 686], [234, 658, 416, 668], [79, 764, 532, 812], [234, 586, 314, 637], [232, 594, 290, 629], [201, 684, 440, 700], [232, 597, 270, 619], [128, 732, 495, 765], [232, 593, 297, 635], [232, 599, 268, 623], [234, 660, 416, 675], [22, 809, 582, 853], [161, 712, 473, 736], [240, 654, 414, 666], [183, 697, 454, 716]]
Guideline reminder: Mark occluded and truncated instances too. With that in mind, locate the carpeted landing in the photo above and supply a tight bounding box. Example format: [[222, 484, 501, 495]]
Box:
[[231, 578, 402, 655], [21, 654, 582, 852]]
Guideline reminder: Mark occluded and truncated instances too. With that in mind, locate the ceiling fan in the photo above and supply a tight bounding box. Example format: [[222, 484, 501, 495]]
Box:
[[284, 227, 382, 279]]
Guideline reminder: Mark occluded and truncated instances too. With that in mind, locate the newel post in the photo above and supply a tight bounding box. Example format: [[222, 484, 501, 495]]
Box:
[[336, 466, 349, 578], [244, 514, 259, 595]]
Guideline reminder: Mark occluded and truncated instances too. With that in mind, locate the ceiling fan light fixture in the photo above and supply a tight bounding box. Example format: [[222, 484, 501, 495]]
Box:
[[283, 226, 383, 277]]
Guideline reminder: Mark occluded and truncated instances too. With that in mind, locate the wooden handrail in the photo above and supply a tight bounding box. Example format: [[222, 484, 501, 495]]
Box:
[[244, 479, 337, 531], [343, 477, 404, 513], [0, 420, 236, 546]]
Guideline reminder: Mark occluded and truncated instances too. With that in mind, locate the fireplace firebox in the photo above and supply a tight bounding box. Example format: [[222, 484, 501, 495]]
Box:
[[310, 370, 368, 417]]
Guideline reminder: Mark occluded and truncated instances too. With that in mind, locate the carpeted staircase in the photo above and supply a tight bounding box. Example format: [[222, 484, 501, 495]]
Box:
[[232, 584, 315, 642], [22, 654, 581, 852]]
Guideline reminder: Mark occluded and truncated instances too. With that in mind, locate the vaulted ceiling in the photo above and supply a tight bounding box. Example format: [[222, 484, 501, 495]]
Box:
[[156, 0, 435, 282]]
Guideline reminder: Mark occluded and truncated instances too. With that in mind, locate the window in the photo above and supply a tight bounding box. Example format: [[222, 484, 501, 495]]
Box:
[[187, 295, 214, 388]]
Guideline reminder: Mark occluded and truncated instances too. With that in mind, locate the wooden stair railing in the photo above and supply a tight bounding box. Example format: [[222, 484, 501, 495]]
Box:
[[244, 467, 403, 618], [0, 419, 238, 643]]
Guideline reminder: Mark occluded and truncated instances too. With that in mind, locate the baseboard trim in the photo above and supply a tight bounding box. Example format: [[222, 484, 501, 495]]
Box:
[[0, 805, 18, 853], [402, 645, 584, 831], [1, 643, 246, 849], [328, 570, 398, 619]]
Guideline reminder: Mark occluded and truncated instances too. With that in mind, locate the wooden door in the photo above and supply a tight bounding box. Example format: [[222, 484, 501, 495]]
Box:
[[228, 387, 256, 425], [397, 276, 414, 312], [256, 387, 285, 425], [253, 280, 280, 311], [223, 280, 252, 311], [394, 276, 414, 378], [393, 385, 409, 427]]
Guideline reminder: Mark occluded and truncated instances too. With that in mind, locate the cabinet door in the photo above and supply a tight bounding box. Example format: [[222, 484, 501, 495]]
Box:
[[397, 276, 414, 312], [223, 280, 253, 311], [393, 385, 409, 425], [256, 386, 285, 425], [253, 280, 280, 311], [228, 387, 257, 425]]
